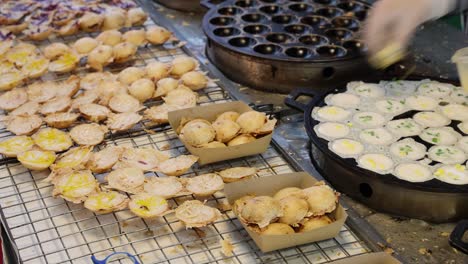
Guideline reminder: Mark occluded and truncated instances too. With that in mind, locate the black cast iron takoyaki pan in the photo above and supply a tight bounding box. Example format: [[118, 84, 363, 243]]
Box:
[[202, 0, 375, 93]]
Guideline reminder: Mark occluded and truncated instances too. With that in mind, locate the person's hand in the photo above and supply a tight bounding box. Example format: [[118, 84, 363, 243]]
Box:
[[363, 0, 433, 56]]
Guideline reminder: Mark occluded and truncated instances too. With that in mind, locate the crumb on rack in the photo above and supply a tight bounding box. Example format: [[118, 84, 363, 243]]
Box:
[[217, 201, 232, 212], [143, 128, 156, 135], [220, 239, 233, 257]]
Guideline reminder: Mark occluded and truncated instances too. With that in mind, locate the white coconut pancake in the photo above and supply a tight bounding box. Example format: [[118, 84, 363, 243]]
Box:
[[417, 82, 453, 99], [440, 104, 468, 121], [348, 82, 385, 98], [413, 112, 451, 128], [314, 122, 350, 141], [386, 118, 422, 137], [314, 106, 351, 122], [375, 99, 406, 115], [318, 79, 468, 186], [458, 137, 468, 153], [406, 95, 438, 111], [384, 81, 418, 96], [352, 112, 386, 128], [450, 89, 468, 104], [325, 93, 360, 109], [359, 128, 395, 145], [329, 139, 364, 158], [458, 122, 468, 134], [394, 163, 433, 182], [428, 146, 466, 165], [420, 127, 461, 145], [357, 154, 394, 174], [434, 164, 468, 185], [389, 139, 427, 160]]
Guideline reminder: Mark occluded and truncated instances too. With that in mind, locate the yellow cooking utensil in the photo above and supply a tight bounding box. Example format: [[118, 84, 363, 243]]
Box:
[[368, 42, 406, 69]]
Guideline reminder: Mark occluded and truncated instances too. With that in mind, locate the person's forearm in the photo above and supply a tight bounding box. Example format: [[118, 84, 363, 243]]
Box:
[[364, 0, 468, 64]]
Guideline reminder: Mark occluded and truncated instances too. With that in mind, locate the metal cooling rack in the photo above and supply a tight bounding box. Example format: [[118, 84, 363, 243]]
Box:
[[0, 18, 230, 164], [0, 1, 373, 263], [0, 130, 370, 264]]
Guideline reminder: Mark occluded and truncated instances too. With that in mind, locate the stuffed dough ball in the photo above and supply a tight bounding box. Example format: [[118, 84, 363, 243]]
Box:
[[212, 119, 240, 143], [73, 37, 99, 55], [180, 119, 216, 146], [128, 78, 155, 102], [88, 45, 114, 71], [180, 71, 208, 90], [146, 25, 172, 45], [236, 196, 283, 228], [117, 66, 146, 85], [170, 56, 197, 77], [236, 111, 267, 134], [96, 30, 122, 46]]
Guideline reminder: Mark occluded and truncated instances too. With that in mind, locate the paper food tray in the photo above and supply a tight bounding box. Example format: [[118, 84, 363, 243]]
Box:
[[224, 172, 348, 252], [168, 101, 273, 165]]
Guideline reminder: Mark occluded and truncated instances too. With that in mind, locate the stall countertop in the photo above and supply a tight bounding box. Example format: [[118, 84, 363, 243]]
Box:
[[145, 1, 468, 263]]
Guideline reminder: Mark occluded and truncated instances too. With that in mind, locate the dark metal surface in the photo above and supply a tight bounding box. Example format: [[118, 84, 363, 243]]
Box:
[[202, 0, 374, 93], [153, 0, 206, 12], [205, 39, 374, 93], [285, 77, 468, 223]]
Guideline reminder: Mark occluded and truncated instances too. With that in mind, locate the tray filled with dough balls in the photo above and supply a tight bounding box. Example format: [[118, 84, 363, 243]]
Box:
[[224, 172, 347, 252], [168, 101, 277, 165]]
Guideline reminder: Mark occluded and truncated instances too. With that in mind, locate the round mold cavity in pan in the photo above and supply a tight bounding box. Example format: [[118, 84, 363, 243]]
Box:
[[299, 34, 329, 46], [272, 14, 295, 24], [217, 6, 243, 16], [284, 23, 311, 35], [315, 7, 344, 18], [243, 24, 270, 34], [259, 5, 282, 15], [354, 10, 368, 21], [316, 45, 347, 58], [235, 0, 256, 7], [325, 28, 353, 42], [285, 46, 312, 58], [213, 27, 241, 37], [337, 1, 367, 12], [288, 3, 314, 13], [313, 0, 337, 5], [253, 43, 282, 55], [241, 13, 267, 23], [266, 33, 294, 43], [332, 16, 360, 31], [228, 36, 257, 47], [300, 15, 330, 29], [343, 39, 366, 55], [209, 16, 236, 26]]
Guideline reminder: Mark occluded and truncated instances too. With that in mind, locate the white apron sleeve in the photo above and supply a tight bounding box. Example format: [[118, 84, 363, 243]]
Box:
[[429, 0, 457, 19]]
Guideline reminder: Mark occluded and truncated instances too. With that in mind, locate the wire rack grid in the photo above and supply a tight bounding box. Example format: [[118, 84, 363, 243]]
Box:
[[0, 129, 370, 264], [0, 2, 371, 263], [0, 17, 230, 164]]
